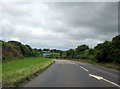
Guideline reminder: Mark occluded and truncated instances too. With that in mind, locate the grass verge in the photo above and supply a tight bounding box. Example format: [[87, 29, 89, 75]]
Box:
[[2, 57, 54, 87], [62, 59, 120, 71], [0, 61, 2, 88]]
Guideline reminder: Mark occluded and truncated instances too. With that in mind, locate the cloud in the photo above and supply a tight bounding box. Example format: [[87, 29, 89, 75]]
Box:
[[0, 2, 118, 50]]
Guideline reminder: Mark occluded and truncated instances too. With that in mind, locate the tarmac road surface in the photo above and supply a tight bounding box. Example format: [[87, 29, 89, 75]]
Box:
[[23, 59, 119, 87]]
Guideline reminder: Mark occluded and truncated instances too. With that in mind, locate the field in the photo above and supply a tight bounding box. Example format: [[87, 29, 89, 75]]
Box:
[[50, 53, 60, 58], [2, 57, 54, 87]]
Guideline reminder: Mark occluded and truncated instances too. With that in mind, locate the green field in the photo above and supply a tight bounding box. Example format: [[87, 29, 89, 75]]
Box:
[[50, 53, 60, 58], [2, 57, 54, 87]]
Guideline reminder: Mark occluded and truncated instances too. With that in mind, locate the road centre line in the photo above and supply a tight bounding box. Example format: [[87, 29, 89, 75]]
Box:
[[89, 74, 120, 87], [80, 66, 88, 72], [72, 63, 76, 65]]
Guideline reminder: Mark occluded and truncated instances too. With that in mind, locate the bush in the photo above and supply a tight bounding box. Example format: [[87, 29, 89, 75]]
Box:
[[1, 40, 40, 61], [94, 35, 120, 63], [62, 35, 120, 63], [50, 53, 60, 59]]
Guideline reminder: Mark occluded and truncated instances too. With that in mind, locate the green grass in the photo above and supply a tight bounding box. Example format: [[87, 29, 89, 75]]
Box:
[[0, 61, 2, 88], [50, 53, 60, 58], [50, 53, 60, 55], [2, 57, 54, 87]]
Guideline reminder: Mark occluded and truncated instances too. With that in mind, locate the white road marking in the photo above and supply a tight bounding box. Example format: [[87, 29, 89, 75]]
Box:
[[89, 74, 103, 80], [102, 78, 120, 87], [80, 66, 88, 72], [89, 74, 120, 87], [72, 63, 76, 65]]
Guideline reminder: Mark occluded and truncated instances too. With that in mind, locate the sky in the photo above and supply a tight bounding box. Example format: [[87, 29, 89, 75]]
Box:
[[0, 1, 118, 50]]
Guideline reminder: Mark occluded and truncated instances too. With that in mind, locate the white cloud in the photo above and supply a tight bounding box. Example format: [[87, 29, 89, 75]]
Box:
[[0, 2, 118, 50]]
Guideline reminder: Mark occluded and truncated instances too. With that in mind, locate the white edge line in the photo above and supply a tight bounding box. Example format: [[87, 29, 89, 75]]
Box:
[[80, 66, 88, 72], [102, 78, 120, 87], [72, 63, 76, 65], [89, 74, 120, 87], [89, 74, 103, 80]]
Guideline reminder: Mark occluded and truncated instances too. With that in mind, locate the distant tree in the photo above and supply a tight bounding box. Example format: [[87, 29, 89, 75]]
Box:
[[88, 49, 95, 55], [43, 48, 50, 51], [76, 45, 89, 54], [87, 49, 95, 59], [75, 45, 89, 59], [50, 49, 61, 53], [59, 50, 63, 58], [61, 51, 67, 59], [38, 49, 42, 51], [66, 49, 75, 59]]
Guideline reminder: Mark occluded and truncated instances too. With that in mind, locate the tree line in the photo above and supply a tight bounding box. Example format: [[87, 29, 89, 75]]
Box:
[[0, 40, 40, 61], [0, 35, 120, 63], [59, 35, 120, 63]]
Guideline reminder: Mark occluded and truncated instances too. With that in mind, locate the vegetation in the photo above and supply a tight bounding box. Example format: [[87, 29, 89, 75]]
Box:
[[59, 35, 120, 66], [50, 53, 60, 59], [68, 59, 120, 70], [59, 35, 120, 70], [1, 35, 119, 63], [1, 35, 120, 87], [2, 57, 54, 87], [94, 35, 120, 63], [1, 40, 55, 87], [1, 40, 40, 61], [0, 61, 1, 88]]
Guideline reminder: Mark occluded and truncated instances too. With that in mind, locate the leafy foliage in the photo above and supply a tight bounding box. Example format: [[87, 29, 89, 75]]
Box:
[[94, 41, 111, 62], [66, 49, 75, 59], [1, 35, 120, 63], [60, 35, 120, 63], [1, 40, 40, 61]]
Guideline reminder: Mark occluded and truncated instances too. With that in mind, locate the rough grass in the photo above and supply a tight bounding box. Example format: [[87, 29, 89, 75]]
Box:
[[0, 61, 2, 88], [63, 59, 120, 71], [50, 53, 60, 55], [2, 57, 54, 87]]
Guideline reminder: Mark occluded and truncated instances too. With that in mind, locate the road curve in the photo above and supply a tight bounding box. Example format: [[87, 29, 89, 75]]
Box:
[[23, 59, 119, 87]]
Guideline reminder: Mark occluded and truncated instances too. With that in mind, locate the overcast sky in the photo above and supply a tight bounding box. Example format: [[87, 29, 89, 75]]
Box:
[[0, 2, 118, 50]]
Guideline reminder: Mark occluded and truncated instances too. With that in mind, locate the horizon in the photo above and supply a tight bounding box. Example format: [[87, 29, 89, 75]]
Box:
[[1, 34, 118, 51], [0, 2, 118, 50]]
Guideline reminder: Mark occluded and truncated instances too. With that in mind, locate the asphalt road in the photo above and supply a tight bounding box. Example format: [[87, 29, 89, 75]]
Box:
[[23, 59, 119, 87]]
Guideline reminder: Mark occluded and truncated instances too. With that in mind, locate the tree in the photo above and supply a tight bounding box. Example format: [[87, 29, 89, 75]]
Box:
[[110, 35, 120, 63], [2, 40, 40, 61], [75, 45, 89, 59], [94, 35, 120, 63], [43, 48, 50, 51], [66, 49, 75, 59], [61, 51, 67, 59], [94, 41, 112, 62], [50, 49, 61, 53], [76, 45, 89, 53], [38, 49, 42, 51]]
